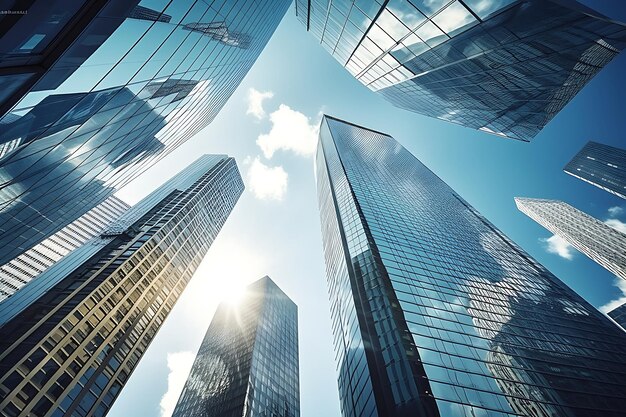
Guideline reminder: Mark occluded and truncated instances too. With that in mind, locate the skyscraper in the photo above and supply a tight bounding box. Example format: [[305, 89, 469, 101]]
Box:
[[608, 303, 626, 331], [0, 195, 129, 302], [0, 155, 243, 417], [315, 115, 626, 417], [0, 1, 168, 117], [0, 0, 290, 266], [172, 276, 300, 417], [564, 141, 626, 200], [515, 197, 626, 281], [296, 0, 626, 141]]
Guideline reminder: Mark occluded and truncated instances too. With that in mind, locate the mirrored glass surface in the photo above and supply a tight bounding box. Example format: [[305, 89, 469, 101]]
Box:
[[0, 0, 290, 267], [316, 116, 626, 417], [298, 0, 626, 140]]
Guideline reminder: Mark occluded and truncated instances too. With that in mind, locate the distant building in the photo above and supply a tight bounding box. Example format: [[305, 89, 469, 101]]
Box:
[[183, 22, 252, 48], [296, 0, 626, 140], [516, 197, 626, 280], [564, 141, 626, 199], [315, 115, 626, 417], [172, 276, 300, 417], [0, 0, 290, 267], [128, 5, 171, 23], [141, 79, 199, 103], [0, 195, 129, 302], [608, 303, 626, 331], [0, 155, 243, 417]]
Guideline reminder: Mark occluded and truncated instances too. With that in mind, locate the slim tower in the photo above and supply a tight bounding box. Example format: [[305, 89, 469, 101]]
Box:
[[564, 141, 626, 199], [315, 115, 626, 417], [515, 197, 626, 280], [0, 196, 130, 302], [0, 155, 243, 417], [172, 276, 300, 417], [296, 0, 626, 140]]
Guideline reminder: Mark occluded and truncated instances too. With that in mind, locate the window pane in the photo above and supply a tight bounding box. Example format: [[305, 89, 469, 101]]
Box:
[[463, 0, 516, 19], [432, 1, 477, 35], [378, 8, 410, 41], [414, 20, 446, 47], [411, 0, 448, 17], [387, 0, 427, 30], [367, 25, 396, 51]]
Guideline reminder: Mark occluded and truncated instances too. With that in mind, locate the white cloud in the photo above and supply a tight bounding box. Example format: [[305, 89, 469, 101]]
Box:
[[160, 351, 195, 417], [600, 278, 626, 313], [605, 218, 626, 234], [608, 206, 625, 217], [540, 235, 575, 260], [256, 104, 319, 159], [246, 157, 288, 201], [246, 88, 274, 120]]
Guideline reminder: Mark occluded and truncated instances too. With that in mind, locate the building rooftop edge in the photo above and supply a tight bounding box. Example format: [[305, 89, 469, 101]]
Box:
[[321, 114, 393, 138]]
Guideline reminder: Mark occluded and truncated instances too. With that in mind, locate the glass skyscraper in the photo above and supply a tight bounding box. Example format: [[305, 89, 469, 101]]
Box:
[[0, 1, 149, 117], [0, 154, 243, 417], [608, 303, 626, 332], [0, 0, 290, 266], [296, 0, 626, 141], [172, 276, 300, 417], [516, 197, 626, 281], [564, 141, 626, 200], [315, 115, 626, 417], [0, 195, 129, 302]]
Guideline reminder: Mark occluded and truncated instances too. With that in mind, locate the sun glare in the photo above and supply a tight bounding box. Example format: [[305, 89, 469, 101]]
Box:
[[220, 281, 247, 306], [179, 236, 268, 327]]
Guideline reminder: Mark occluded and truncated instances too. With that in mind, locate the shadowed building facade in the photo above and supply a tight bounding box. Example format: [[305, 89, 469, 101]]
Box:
[[315, 115, 626, 417], [172, 276, 300, 417], [564, 141, 626, 200], [0, 195, 129, 302], [0, 0, 290, 267], [296, 0, 626, 141], [515, 197, 626, 281], [0, 155, 243, 417]]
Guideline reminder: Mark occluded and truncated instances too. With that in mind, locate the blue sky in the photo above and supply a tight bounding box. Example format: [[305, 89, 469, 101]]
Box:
[[110, 2, 626, 416]]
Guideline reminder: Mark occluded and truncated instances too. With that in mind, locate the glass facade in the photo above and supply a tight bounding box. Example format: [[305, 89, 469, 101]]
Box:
[[0, 1, 183, 117], [564, 141, 626, 200], [0, 1, 141, 116], [515, 197, 626, 281], [315, 115, 626, 417], [0, 195, 129, 302], [172, 276, 300, 417], [608, 303, 626, 332], [296, 0, 626, 141], [0, 154, 244, 417], [0, 0, 290, 266]]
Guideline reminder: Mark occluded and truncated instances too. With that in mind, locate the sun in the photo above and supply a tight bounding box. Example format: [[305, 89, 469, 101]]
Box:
[[220, 281, 247, 306], [182, 236, 268, 320]]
